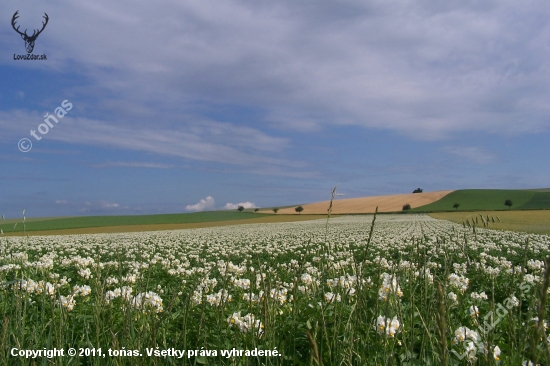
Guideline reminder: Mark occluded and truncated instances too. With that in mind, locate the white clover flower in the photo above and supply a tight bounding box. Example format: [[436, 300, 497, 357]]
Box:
[[243, 291, 264, 304], [131, 291, 163, 313], [465, 341, 477, 361], [206, 289, 231, 306], [45, 282, 55, 296], [523, 274, 538, 284], [493, 345, 501, 361], [77, 268, 92, 280], [191, 290, 202, 305], [270, 288, 289, 305], [326, 278, 337, 287], [375, 315, 401, 337], [105, 290, 117, 303], [58, 295, 76, 311], [448, 292, 458, 304], [471, 292, 488, 301], [120, 286, 133, 300], [454, 326, 467, 343], [122, 273, 137, 284], [324, 292, 341, 303], [378, 273, 403, 301], [73, 285, 91, 297], [301, 273, 313, 286], [105, 277, 119, 286], [527, 259, 544, 271], [58, 276, 70, 287], [448, 273, 469, 293], [346, 287, 356, 297], [227, 312, 264, 337], [232, 278, 251, 290], [453, 326, 479, 344]]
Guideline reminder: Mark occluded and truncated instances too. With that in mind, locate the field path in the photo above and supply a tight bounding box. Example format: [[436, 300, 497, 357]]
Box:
[[263, 190, 453, 214]]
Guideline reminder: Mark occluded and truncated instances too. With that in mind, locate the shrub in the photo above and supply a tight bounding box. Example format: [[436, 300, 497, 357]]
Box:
[[402, 204, 411, 211]]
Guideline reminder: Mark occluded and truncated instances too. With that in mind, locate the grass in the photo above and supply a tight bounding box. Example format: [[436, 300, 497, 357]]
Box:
[[0, 211, 274, 234], [519, 192, 550, 210], [430, 210, 550, 234], [411, 189, 550, 212], [1, 214, 324, 236]]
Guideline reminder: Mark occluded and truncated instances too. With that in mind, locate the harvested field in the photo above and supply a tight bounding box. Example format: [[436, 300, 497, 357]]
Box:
[[261, 190, 453, 214], [430, 210, 550, 234]]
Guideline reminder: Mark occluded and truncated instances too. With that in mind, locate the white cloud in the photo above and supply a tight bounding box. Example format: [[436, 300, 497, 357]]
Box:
[[0, 110, 307, 177], [223, 202, 256, 210], [99, 200, 120, 209], [12, 0, 546, 140], [55, 200, 67, 205], [94, 162, 174, 169], [186, 196, 215, 212], [79, 200, 122, 213], [443, 146, 496, 164]]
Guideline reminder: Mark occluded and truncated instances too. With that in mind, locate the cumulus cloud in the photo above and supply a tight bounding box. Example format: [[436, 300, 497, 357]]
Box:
[[186, 196, 215, 212], [223, 202, 256, 210]]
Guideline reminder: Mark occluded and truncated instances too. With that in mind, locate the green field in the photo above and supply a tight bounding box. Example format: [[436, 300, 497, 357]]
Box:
[[411, 189, 550, 212], [0, 211, 270, 234]]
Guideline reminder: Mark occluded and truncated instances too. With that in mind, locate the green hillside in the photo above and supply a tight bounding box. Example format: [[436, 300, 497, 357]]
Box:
[[0, 211, 269, 234], [411, 189, 550, 212], [519, 192, 550, 209]]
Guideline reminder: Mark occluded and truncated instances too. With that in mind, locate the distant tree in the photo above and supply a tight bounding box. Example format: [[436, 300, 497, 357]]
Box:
[[402, 203, 411, 211], [413, 188, 423, 193], [237, 206, 245, 212], [273, 208, 279, 214], [504, 199, 513, 209], [453, 203, 460, 210], [295, 206, 304, 214], [254, 208, 259, 212]]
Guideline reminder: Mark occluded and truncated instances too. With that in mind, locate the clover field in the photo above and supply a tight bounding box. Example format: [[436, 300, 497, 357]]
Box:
[[1, 214, 550, 365]]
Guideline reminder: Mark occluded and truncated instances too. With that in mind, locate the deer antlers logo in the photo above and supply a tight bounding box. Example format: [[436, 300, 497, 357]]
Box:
[[12, 11, 49, 54]]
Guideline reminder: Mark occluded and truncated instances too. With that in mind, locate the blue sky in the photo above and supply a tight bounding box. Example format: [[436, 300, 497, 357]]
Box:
[[1, 0, 549, 218]]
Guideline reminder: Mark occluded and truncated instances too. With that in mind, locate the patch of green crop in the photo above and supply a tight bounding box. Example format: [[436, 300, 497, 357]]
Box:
[[0, 211, 269, 233], [411, 189, 537, 212]]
